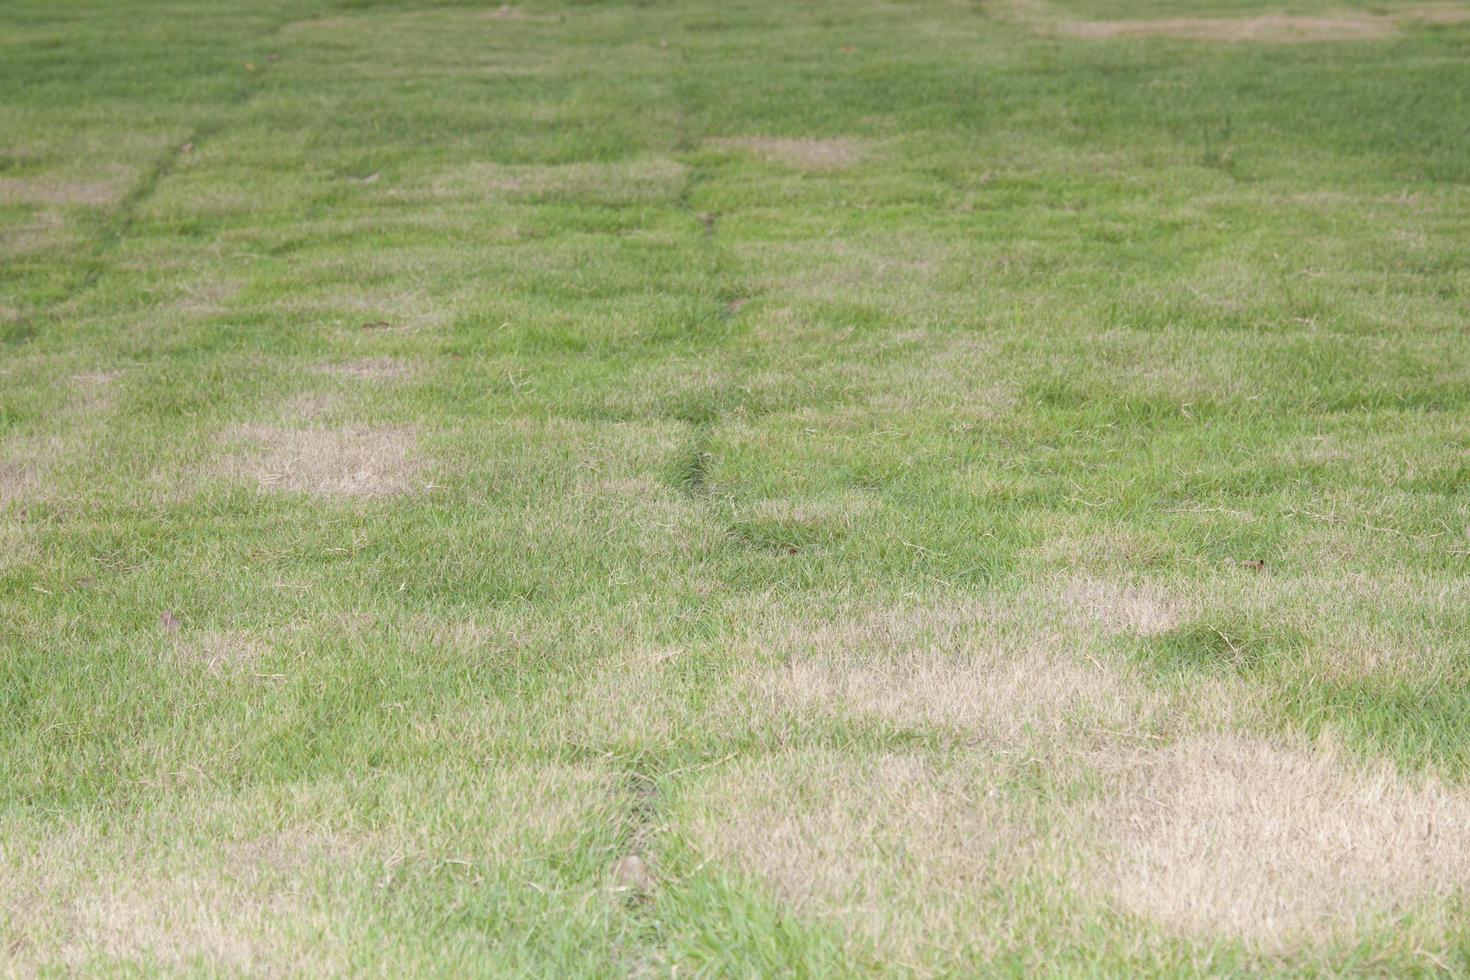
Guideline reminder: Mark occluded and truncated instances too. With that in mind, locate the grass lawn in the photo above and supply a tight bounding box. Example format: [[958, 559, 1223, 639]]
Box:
[[4, 0, 1470, 973]]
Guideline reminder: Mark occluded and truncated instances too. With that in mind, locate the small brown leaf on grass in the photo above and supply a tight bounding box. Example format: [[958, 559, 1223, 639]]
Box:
[[160, 610, 181, 634]]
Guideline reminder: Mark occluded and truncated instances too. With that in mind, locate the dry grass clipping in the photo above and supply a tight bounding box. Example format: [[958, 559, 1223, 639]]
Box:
[[1099, 735, 1470, 947], [706, 137, 866, 171], [231, 425, 423, 498]]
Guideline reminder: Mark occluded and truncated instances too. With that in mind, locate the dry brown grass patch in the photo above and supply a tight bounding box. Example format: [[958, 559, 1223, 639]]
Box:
[[0, 176, 127, 207], [287, 285, 451, 335], [279, 392, 343, 425], [429, 158, 685, 201], [706, 136, 867, 171], [686, 749, 1056, 960], [69, 370, 121, 414], [735, 494, 875, 534], [738, 237, 953, 326], [2, 209, 67, 254], [311, 357, 415, 382], [1410, 5, 1470, 24], [230, 425, 424, 498], [740, 602, 1147, 743], [755, 648, 1135, 743], [174, 276, 243, 315], [0, 827, 351, 974], [173, 630, 269, 673], [863, 333, 1018, 417], [1098, 735, 1470, 947], [0, 459, 39, 509], [546, 647, 694, 749], [1, 764, 618, 972], [476, 3, 562, 21], [1055, 13, 1394, 42], [1057, 575, 1187, 637]]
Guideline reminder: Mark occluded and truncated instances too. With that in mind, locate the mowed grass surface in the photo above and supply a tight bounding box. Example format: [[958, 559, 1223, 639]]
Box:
[[4, 0, 1470, 973]]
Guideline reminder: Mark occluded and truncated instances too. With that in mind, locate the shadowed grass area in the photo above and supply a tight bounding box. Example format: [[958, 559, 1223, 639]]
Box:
[[3, 0, 1470, 973]]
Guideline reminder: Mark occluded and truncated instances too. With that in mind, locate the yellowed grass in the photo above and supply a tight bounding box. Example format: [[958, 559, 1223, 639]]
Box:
[[0, 176, 127, 206], [173, 630, 269, 673], [229, 425, 424, 498], [1053, 7, 1470, 42], [753, 645, 1137, 742], [729, 597, 1158, 744], [1058, 575, 1186, 637], [734, 494, 875, 534], [428, 158, 686, 201], [173, 276, 244, 315], [310, 357, 415, 382], [1410, 5, 1470, 24], [68, 370, 121, 414], [1097, 735, 1470, 948], [0, 826, 347, 974], [0, 459, 39, 509], [285, 286, 453, 335], [0, 764, 619, 973], [0, 435, 63, 509], [552, 646, 695, 750], [1, 209, 68, 254], [1057, 14, 1392, 42], [277, 390, 341, 423], [705, 136, 867, 171], [685, 749, 1059, 962], [862, 334, 1019, 418]]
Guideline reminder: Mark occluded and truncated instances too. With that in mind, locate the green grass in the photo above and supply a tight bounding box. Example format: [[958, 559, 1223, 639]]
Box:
[[4, 0, 1470, 973]]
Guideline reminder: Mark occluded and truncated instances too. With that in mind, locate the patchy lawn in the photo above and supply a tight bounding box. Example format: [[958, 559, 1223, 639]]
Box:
[[3, 0, 1470, 973]]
